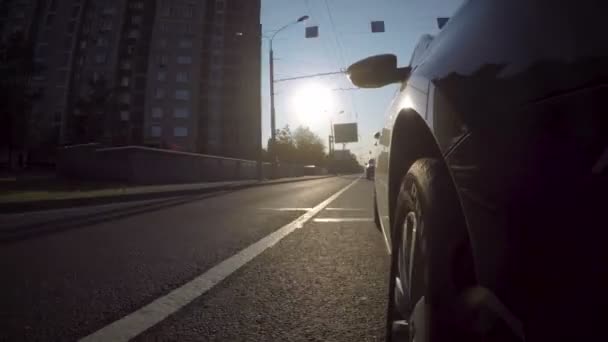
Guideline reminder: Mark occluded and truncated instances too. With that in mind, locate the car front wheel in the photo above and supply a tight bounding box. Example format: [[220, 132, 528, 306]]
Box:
[[386, 158, 475, 342]]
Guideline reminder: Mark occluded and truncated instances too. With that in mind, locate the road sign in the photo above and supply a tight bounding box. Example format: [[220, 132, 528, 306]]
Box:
[[333, 123, 358, 144], [305, 26, 319, 38], [371, 21, 385, 33]]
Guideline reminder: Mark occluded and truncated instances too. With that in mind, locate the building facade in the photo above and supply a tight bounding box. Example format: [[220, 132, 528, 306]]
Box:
[[2, 0, 261, 160], [143, 0, 261, 159]]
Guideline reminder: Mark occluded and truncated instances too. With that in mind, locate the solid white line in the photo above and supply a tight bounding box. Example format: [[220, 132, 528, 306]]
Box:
[[313, 218, 373, 223], [79, 178, 359, 342]]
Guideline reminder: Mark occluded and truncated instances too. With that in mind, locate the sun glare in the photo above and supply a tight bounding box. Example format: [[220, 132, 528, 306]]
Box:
[[291, 83, 334, 124]]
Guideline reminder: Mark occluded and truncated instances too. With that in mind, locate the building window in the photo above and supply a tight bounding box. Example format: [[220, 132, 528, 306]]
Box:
[[157, 71, 166, 81], [101, 20, 112, 31], [120, 111, 130, 121], [174, 127, 188, 137], [177, 56, 192, 64], [120, 94, 131, 104], [155, 88, 165, 99], [121, 61, 132, 70], [96, 37, 108, 47], [174, 107, 190, 118], [176, 72, 189, 83], [103, 7, 116, 15], [175, 90, 190, 100], [71, 6, 81, 18], [152, 107, 163, 118], [121, 77, 129, 86], [128, 29, 139, 38], [95, 53, 107, 64], [131, 2, 144, 10], [131, 15, 142, 24], [159, 38, 167, 48], [150, 125, 161, 137], [184, 6, 194, 18], [216, 0, 225, 12], [45, 14, 55, 26], [157, 55, 168, 66], [178, 39, 192, 48], [127, 45, 135, 55]]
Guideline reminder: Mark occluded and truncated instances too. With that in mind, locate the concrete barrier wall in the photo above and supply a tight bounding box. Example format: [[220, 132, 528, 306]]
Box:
[[57, 145, 327, 185]]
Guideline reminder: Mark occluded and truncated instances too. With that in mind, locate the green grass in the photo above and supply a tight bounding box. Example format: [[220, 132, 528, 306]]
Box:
[[0, 177, 134, 203]]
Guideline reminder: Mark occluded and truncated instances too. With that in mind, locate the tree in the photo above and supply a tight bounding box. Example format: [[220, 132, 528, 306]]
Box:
[[292, 126, 326, 166], [268, 125, 297, 163], [267, 125, 327, 165]]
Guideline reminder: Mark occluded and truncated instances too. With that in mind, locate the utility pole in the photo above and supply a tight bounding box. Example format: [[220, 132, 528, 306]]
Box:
[[269, 39, 276, 166], [267, 15, 309, 179]]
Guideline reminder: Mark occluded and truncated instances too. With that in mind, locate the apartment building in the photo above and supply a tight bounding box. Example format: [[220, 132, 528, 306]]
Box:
[[2, 0, 261, 160], [199, 0, 261, 159], [144, 0, 204, 151], [144, 0, 261, 159], [66, 0, 128, 144], [29, 0, 86, 145]]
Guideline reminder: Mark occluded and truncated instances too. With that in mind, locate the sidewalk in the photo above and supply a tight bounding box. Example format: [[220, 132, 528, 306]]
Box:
[[0, 175, 334, 214]]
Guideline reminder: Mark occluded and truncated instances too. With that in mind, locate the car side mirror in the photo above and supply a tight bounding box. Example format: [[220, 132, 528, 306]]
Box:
[[373, 132, 381, 140], [347, 54, 411, 88]]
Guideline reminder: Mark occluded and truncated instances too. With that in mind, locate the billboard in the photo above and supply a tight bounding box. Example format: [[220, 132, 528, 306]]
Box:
[[333, 123, 358, 144]]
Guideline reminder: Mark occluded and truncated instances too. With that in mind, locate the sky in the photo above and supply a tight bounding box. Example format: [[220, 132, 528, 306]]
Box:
[[260, 0, 464, 164]]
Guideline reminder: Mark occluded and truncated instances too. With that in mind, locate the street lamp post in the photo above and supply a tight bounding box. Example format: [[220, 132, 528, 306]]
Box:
[[268, 15, 308, 178]]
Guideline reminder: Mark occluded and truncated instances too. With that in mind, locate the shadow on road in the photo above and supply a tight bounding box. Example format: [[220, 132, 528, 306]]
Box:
[[0, 190, 233, 244]]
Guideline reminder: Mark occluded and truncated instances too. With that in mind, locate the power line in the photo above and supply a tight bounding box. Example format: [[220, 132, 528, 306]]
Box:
[[322, 0, 347, 67], [322, 0, 360, 121]]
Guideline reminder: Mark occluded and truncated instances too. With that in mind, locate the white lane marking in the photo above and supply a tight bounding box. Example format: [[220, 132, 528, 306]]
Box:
[[313, 218, 374, 223], [324, 208, 366, 211], [380, 215, 392, 253], [258, 208, 313, 211], [79, 178, 359, 342]]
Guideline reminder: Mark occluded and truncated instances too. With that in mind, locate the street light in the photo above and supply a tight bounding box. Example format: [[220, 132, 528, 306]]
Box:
[[268, 15, 309, 176]]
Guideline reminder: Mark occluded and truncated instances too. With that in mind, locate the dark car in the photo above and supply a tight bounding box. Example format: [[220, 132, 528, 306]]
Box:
[[366, 158, 376, 180], [347, 1, 608, 341]]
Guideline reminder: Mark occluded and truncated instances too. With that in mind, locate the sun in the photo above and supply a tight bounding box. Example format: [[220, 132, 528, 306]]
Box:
[[291, 83, 334, 124]]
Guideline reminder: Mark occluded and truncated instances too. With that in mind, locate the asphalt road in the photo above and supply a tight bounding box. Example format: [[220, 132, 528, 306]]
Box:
[[0, 175, 390, 341]]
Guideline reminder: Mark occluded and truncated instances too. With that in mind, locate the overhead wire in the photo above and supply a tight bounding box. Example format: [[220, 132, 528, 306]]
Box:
[[322, 0, 360, 120]]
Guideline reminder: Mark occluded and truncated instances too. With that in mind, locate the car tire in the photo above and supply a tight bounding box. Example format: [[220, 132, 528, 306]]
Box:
[[373, 189, 381, 230], [386, 158, 475, 342]]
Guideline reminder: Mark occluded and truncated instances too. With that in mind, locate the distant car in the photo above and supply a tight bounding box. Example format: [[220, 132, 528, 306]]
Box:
[[365, 158, 375, 180], [347, 1, 608, 341]]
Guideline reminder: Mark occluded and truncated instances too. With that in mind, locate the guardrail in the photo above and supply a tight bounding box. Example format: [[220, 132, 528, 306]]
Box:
[[57, 144, 327, 185]]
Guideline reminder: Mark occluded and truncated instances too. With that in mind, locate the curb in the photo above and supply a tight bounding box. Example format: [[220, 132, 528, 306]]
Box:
[[0, 175, 335, 214]]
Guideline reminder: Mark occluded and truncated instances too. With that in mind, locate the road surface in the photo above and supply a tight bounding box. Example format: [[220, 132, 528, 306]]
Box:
[[0, 175, 390, 341]]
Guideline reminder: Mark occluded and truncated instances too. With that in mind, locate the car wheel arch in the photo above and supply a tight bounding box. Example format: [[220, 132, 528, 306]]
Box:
[[388, 109, 473, 256], [388, 109, 443, 230]]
